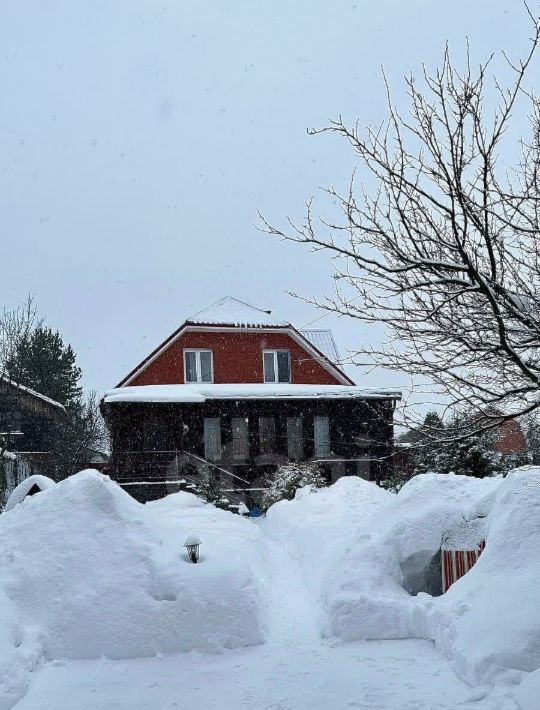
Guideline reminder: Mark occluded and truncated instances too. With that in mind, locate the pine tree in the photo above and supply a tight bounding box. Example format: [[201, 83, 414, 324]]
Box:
[[5, 323, 108, 480], [6, 326, 82, 406]]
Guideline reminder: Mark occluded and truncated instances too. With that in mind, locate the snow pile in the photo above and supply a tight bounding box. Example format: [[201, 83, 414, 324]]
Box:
[[424, 467, 540, 686], [264, 474, 500, 643], [0, 471, 268, 665], [4, 475, 56, 512], [265, 469, 540, 690], [319, 474, 499, 642], [263, 476, 390, 601]]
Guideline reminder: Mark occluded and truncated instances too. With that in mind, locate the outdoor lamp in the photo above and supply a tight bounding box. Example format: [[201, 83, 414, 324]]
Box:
[[184, 534, 202, 563]]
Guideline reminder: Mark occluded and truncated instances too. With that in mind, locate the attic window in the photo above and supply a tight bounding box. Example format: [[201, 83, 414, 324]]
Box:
[[263, 350, 291, 383], [184, 349, 213, 383]]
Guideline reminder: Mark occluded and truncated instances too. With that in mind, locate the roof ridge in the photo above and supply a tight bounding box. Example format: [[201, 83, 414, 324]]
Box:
[[188, 296, 272, 321]]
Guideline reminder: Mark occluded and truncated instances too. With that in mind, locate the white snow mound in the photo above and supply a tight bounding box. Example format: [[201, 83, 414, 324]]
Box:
[[265, 470, 540, 689], [0, 470, 268, 663], [4, 475, 55, 512], [423, 467, 540, 685]]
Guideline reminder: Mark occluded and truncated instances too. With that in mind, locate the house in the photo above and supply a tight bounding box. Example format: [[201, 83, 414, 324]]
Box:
[[101, 297, 401, 505], [0, 377, 66, 487]]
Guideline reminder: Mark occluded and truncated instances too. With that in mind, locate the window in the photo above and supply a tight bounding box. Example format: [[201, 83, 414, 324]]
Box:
[[204, 418, 221, 461], [232, 417, 249, 461], [287, 417, 304, 459], [259, 416, 276, 454], [263, 350, 291, 383], [184, 349, 213, 383], [313, 415, 330, 457]]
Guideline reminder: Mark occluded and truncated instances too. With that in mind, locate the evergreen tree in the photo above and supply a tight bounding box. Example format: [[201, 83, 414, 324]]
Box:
[[5, 321, 108, 480], [6, 326, 82, 406], [397, 410, 529, 481]]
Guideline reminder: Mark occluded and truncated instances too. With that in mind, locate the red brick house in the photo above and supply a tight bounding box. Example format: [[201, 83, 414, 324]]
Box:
[[492, 419, 527, 456], [102, 297, 400, 505]]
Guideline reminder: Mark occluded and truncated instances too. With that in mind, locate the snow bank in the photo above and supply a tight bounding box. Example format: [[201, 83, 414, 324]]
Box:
[[0, 470, 268, 665], [266, 469, 540, 691], [264, 474, 500, 643], [514, 668, 540, 710], [4, 475, 55, 512], [423, 468, 540, 686], [263, 476, 390, 602]]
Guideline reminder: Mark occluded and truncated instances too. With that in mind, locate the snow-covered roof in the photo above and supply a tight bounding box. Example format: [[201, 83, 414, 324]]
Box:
[[187, 297, 289, 328], [300, 330, 340, 363], [104, 383, 401, 404], [0, 376, 66, 412], [442, 517, 486, 551]]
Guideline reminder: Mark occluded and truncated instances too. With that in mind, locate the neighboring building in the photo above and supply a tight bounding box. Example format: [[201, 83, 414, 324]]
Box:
[[0, 377, 66, 491], [492, 418, 527, 457], [101, 297, 401, 505]]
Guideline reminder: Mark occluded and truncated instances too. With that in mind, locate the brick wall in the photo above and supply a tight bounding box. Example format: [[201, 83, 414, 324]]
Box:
[[129, 330, 342, 386]]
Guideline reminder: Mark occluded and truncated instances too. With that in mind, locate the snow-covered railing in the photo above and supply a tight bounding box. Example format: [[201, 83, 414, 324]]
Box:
[[2, 453, 34, 502]]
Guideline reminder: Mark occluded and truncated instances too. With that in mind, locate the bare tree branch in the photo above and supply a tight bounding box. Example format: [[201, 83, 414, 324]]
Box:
[[262, 13, 540, 434]]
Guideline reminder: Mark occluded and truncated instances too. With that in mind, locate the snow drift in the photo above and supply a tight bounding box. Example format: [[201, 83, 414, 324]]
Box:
[[0, 470, 268, 666], [265, 469, 540, 690], [1, 466, 539, 704], [423, 467, 540, 686]]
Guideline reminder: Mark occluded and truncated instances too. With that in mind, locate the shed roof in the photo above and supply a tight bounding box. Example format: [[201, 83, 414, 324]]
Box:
[[0, 377, 66, 413]]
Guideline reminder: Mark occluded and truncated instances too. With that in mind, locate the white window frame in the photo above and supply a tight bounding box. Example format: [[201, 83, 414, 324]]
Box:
[[263, 349, 291, 383], [183, 349, 214, 383]]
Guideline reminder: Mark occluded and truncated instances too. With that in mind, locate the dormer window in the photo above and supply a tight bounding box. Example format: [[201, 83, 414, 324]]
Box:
[[263, 350, 291, 383], [184, 349, 213, 383]]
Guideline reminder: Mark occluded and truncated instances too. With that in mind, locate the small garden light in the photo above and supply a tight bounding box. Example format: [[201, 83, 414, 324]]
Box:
[[184, 534, 202, 563]]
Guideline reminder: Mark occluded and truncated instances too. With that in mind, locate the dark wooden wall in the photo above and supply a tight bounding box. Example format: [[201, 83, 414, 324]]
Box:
[[103, 397, 396, 502]]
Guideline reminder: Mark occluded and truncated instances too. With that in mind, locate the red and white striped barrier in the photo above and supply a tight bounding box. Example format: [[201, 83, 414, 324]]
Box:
[[441, 541, 485, 593]]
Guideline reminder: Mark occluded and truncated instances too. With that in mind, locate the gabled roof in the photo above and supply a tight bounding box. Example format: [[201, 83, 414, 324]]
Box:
[[300, 330, 340, 364], [116, 298, 355, 387], [187, 297, 288, 328]]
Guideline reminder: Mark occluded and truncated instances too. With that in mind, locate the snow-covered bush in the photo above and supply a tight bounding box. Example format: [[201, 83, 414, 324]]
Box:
[[262, 462, 328, 509]]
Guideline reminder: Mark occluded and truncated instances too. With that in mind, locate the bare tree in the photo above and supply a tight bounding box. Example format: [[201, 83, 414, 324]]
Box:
[[262, 12, 540, 435], [0, 295, 40, 383]]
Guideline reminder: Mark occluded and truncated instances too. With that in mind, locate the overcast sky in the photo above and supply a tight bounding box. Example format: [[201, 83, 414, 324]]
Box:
[[0, 1, 533, 403]]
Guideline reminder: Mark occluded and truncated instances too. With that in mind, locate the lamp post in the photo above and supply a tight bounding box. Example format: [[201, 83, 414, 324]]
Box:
[[184, 534, 201, 563]]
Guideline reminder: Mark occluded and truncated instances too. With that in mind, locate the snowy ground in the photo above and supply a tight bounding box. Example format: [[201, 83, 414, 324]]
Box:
[[2, 469, 539, 709], [12, 534, 513, 710]]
